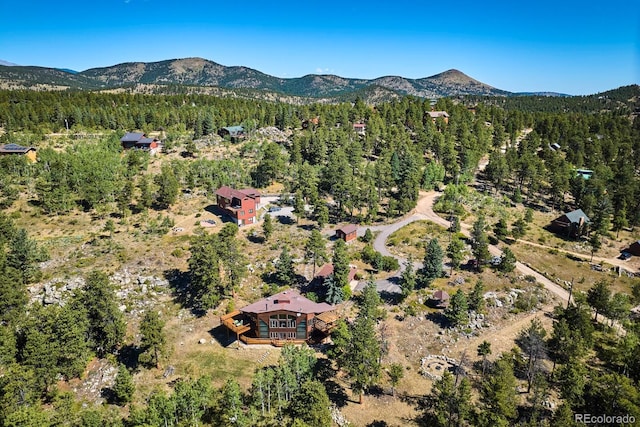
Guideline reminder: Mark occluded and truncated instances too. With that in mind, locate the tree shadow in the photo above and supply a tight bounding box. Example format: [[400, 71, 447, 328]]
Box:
[[325, 379, 349, 408], [164, 268, 206, 317], [367, 421, 389, 427], [425, 311, 450, 328], [100, 387, 117, 405], [208, 324, 239, 348], [247, 234, 265, 244], [117, 344, 142, 371], [276, 215, 295, 225]]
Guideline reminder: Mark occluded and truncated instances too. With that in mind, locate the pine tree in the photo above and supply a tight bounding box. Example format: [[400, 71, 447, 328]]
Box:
[[113, 364, 135, 405], [418, 238, 443, 287], [139, 310, 166, 369], [399, 255, 416, 300], [445, 289, 469, 327], [275, 246, 296, 286], [262, 213, 273, 242], [332, 238, 350, 290], [479, 357, 518, 427], [304, 229, 328, 279], [155, 164, 180, 208], [446, 236, 465, 273], [324, 275, 344, 305], [499, 247, 516, 273], [586, 280, 611, 322]]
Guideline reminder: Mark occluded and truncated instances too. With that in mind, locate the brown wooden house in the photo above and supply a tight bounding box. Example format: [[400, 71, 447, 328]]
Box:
[[335, 224, 358, 242], [627, 240, 640, 256], [221, 290, 337, 346], [550, 209, 590, 238], [120, 132, 162, 154]]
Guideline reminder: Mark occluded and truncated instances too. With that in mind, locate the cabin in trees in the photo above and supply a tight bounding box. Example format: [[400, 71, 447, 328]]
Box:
[[0, 143, 37, 162], [215, 186, 261, 226], [335, 224, 358, 242], [220, 289, 338, 345], [427, 111, 450, 123], [550, 209, 590, 238], [120, 132, 162, 154], [353, 122, 366, 135], [627, 241, 640, 256], [218, 126, 245, 141]]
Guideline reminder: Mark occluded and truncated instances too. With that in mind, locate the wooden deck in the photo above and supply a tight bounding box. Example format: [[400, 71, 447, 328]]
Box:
[[220, 310, 251, 336], [239, 336, 307, 346], [314, 310, 340, 333]]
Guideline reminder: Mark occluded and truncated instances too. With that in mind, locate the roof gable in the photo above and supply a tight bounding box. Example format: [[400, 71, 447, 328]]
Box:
[[337, 224, 358, 235], [120, 132, 145, 142], [215, 186, 260, 200], [564, 209, 590, 224]]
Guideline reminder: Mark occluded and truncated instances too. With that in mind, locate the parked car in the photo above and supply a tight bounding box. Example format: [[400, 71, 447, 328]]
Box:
[[619, 251, 632, 261], [268, 206, 282, 212]]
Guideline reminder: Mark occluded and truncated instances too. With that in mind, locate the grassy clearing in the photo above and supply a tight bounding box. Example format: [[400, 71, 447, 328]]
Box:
[[386, 220, 449, 259]]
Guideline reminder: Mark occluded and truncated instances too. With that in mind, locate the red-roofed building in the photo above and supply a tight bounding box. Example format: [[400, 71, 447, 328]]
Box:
[[335, 224, 358, 242], [220, 289, 338, 345], [353, 122, 366, 135], [215, 186, 261, 226]]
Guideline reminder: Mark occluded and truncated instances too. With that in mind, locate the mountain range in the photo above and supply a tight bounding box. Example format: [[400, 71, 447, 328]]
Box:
[[0, 57, 556, 102]]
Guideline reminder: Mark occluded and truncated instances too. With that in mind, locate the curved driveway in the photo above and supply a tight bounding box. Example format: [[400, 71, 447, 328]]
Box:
[[356, 191, 571, 302]]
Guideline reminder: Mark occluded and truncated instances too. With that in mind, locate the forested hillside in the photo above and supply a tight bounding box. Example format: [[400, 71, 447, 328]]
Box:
[[1, 87, 640, 426]]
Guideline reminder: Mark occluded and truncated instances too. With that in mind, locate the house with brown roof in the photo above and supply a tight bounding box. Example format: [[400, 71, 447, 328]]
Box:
[[431, 290, 450, 308], [218, 126, 245, 141], [220, 289, 337, 345], [353, 123, 366, 135], [0, 143, 37, 162], [215, 186, 261, 226], [335, 224, 358, 242], [120, 132, 162, 154]]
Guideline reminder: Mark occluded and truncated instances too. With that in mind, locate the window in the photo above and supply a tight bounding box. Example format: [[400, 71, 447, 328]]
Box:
[[249, 209, 253, 213], [269, 314, 296, 329], [240, 210, 245, 216]]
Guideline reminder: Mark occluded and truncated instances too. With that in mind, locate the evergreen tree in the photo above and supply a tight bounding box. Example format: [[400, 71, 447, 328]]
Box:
[[511, 217, 527, 240], [445, 289, 469, 327], [332, 238, 350, 290], [324, 275, 344, 305], [388, 363, 404, 398], [418, 238, 443, 287], [399, 255, 416, 300], [262, 213, 273, 242], [589, 232, 601, 262], [586, 280, 611, 322], [314, 202, 329, 229], [515, 319, 547, 393], [498, 247, 516, 273], [113, 364, 135, 405], [75, 271, 125, 357], [138, 174, 153, 211], [304, 229, 328, 279], [493, 218, 509, 241], [424, 370, 472, 427], [471, 215, 491, 270], [477, 341, 492, 377], [468, 280, 485, 313], [446, 236, 465, 273], [139, 310, 166, 369], [188, 233, 222, 309], [155, 164, 180, 208], [478, 357, 518, 427], [275, 246, 296, 286], [288, 380, 331, 427]]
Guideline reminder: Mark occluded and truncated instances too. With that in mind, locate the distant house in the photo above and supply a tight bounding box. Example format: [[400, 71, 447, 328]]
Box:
[[0, 143, 37, 162], [550, 209, 590, 238], [218, 126, 245, 141], [335, 224, 358, 242], [575, 169, 593, 180], [302, 117, 319, 129], [627, 241, 640, 256], [215, 186, 261, 226], [427, 111, 450, 124], [549, 143, 561, 151], [314, 263, 359, 288], [220, 289, 337, 345], [120, 132, 162, 154], [353, 123, 366, 135]]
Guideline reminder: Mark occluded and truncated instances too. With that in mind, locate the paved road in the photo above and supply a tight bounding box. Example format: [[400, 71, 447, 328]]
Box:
[[354, 190, 572, 302]]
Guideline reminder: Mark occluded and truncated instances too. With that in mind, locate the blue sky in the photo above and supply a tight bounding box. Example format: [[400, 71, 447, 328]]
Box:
[[1, 0, 638, 95]]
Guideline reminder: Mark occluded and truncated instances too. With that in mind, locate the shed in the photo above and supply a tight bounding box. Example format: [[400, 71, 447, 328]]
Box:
[[335, 224, 358, 242], [431, 290, 450, 308]]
